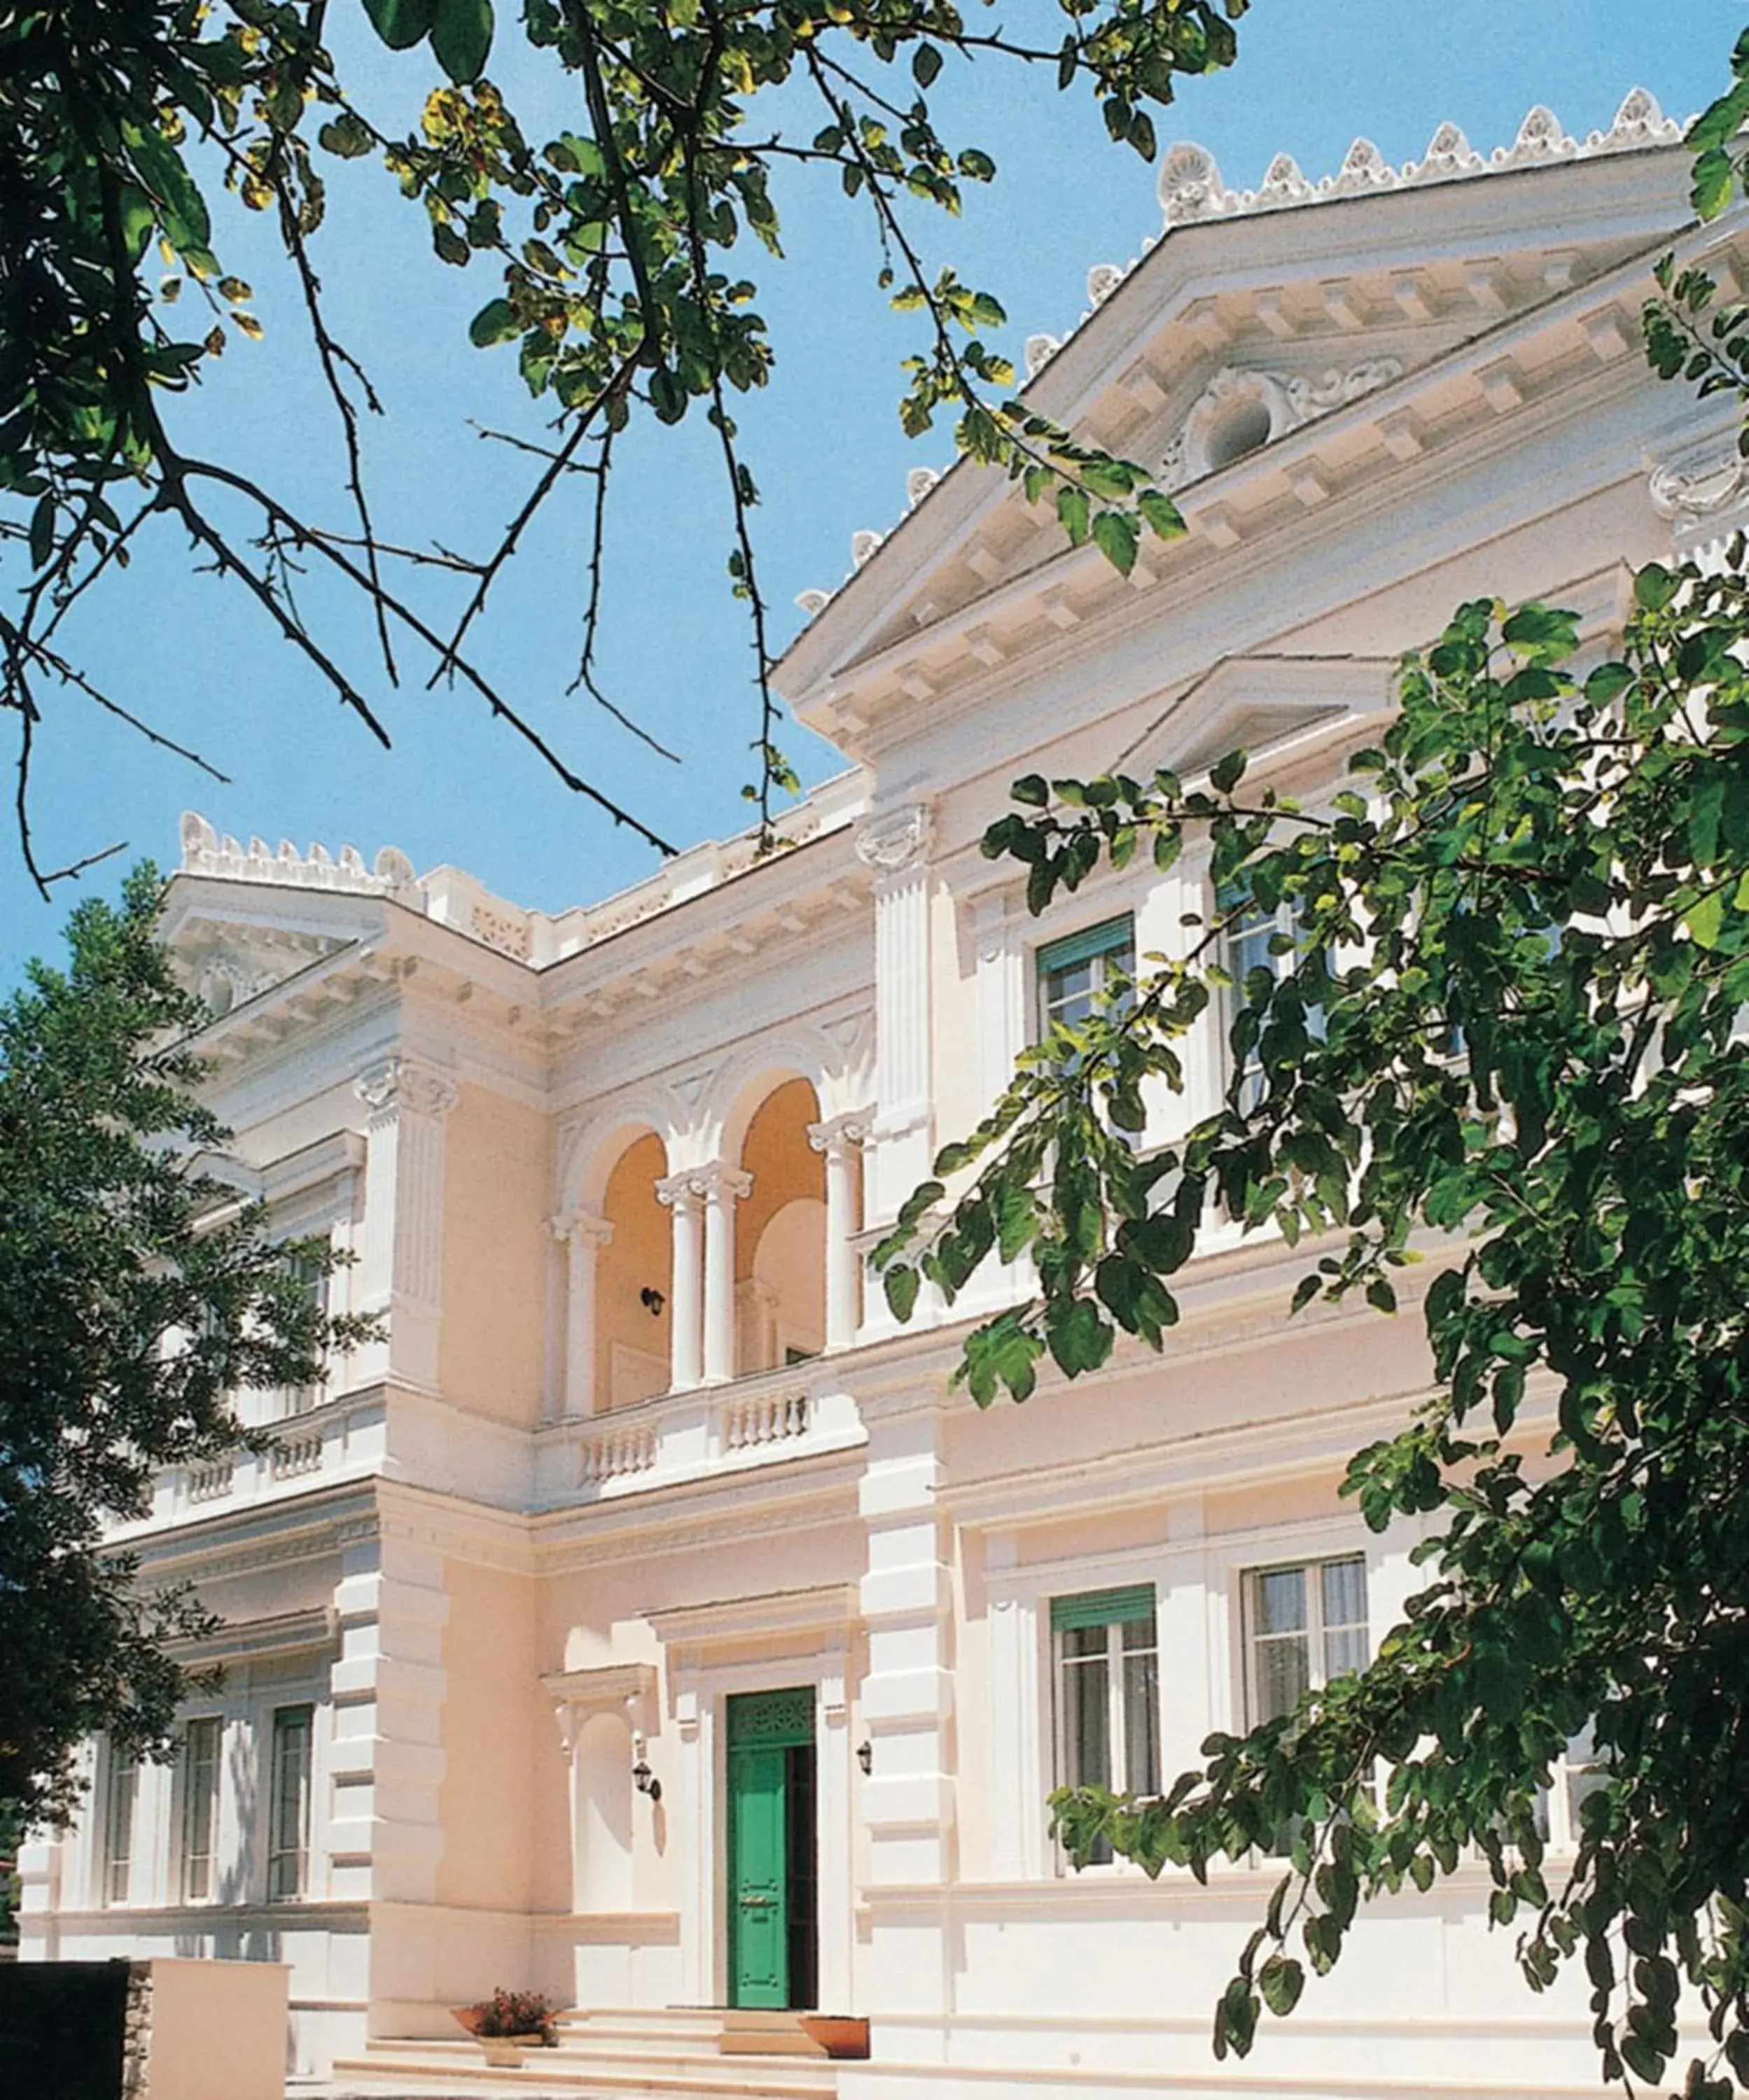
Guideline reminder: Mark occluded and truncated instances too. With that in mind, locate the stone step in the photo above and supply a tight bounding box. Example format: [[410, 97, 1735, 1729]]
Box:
[[333, 2039, 838, 2098]]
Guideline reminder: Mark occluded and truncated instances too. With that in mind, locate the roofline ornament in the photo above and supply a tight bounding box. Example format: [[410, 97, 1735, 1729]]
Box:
[[1158, 92, 1678, 229], [180, 811, 419, 898]]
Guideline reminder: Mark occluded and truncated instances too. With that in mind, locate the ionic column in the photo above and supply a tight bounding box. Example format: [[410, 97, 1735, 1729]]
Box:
[[808, 1112, 871, 1352], [695, 1163, 752, 1385], [551, 1210, 613, 1417], [655, 1172, 704, 1391]]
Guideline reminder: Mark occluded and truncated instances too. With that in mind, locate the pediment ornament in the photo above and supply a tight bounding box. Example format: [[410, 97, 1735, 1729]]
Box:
[[1162, 359, 1404, 489]]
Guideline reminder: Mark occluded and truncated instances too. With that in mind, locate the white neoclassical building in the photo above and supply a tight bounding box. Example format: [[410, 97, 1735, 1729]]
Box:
[[20, 91, 1749, 2100]]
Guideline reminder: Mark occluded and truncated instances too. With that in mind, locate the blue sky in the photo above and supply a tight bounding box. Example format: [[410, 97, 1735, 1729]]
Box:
[[4, 1, 1743, 984]]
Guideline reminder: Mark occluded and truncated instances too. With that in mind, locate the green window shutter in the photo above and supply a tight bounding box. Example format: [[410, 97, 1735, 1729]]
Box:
[[1036, 915, 1134, 979], [1050, 1582, 1156, 1634]]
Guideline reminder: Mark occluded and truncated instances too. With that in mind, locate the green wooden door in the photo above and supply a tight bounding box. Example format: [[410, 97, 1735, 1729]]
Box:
[[726, 1688, 814, 2009], [728, 1744, 788, 2006]]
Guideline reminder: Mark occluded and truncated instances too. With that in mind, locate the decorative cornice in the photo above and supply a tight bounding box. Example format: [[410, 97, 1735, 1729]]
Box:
[[644, 1582, 858, 1653]]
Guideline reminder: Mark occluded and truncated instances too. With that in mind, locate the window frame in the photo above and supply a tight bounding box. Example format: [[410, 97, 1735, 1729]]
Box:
[[265, 1702, 315, 1903], [1241, 1553, 1371, 1730], [99, 1738, 139, 1909], [178, 1714, 223, 1905], [1050, 1583, 1162, 1869], [1034, 914, 1137, 1044]]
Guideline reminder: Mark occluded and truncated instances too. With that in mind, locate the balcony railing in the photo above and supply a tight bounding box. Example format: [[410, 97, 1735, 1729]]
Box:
[[162, 1395, 386, 1521], [541, 1358, 864, 1506]]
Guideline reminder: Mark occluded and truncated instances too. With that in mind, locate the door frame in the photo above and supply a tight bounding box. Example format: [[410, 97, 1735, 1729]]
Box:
[[725, 1689, 816, 2007], [667, 1629, 856, 2013]]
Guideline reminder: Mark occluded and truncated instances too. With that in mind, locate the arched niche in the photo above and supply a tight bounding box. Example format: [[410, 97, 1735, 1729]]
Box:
[[732, 1077, 826, 1376], [576, 1708, 636, 1912], [596, 1130, 671, 1410]]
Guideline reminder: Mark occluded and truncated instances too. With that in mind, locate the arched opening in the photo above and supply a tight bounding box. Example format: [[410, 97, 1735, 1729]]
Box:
[[734, 1079, 826, 1376], [596, 1131, 671, 1409], [1204, 393, 1274, 471]]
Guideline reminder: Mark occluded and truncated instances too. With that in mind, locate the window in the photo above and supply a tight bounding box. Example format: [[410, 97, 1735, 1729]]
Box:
[[1220, 882, 1318, 1112], [1052, 1583, 1160, 1864], [1535, 1723, 1610, 1849], [1036, 916, 1136, 1039], [1246, 1555, 1369, 1725], [101, 1742, 138, 1907], [267, 1704, 314, 1901], [179, 1716, 222, 1903]]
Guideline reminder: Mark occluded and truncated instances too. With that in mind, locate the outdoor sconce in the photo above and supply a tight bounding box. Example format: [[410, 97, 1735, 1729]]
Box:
[[640, 1287, 666, 1316], [856, 1740, 873, 1777], [632, 1754, 662, 1804]]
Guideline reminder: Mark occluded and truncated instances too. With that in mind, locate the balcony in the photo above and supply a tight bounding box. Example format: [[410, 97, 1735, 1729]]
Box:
[[151, 1393, 389, 1527], [534, 1357, 866, 1508]]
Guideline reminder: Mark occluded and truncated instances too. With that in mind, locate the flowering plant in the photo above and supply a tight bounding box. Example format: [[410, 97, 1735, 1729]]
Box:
[[466, 1989, 559, 2042]]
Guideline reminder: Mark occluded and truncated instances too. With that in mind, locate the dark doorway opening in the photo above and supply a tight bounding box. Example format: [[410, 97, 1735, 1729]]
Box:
[[785, 1741, 818, 2010]]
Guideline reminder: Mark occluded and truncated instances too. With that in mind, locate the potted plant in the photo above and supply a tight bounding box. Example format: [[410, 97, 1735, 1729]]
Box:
[[452, 1988, 561, 2066]]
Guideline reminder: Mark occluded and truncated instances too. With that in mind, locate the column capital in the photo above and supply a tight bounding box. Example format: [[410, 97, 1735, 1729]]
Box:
[[808, 1110, 874, 1158], [550, 1207, 614, 1248], [692, 1161, 753, 1203], [655, 1170, 703, 1212], [355, 1053, 459, 1123], [854, 802, 932, 876]]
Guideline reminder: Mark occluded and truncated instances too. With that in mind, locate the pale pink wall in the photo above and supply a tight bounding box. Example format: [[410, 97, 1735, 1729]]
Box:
[[440, 1084, 549, 1427], [437, 1560, 541, 1914]]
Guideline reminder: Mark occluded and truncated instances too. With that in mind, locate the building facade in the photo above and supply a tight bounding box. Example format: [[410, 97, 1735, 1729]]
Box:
[[20, 93, 1749, 2098]]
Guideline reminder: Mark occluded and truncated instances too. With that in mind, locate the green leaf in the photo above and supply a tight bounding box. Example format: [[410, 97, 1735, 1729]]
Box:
[[912, 43, 942, 88], [1634, 562, 1678, 611], [1209, 748, 1248, 794], [468, 298, 520, 348], [431, 0, 494, 81], [363, 0, 437, 50], [317, 112, 375, 159], [28, 493, 55, 573], [1137, 489, 1185, 541], [1258, 1954, 1304, 2018], [1092, 509, 1138, 576], [884, 1266, 920, 1324]]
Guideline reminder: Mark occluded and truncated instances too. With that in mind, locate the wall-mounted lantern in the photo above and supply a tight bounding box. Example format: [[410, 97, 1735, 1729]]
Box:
[[632, 1732, 663, 1802], [856, 1740, 873, 1777], [639, 1286, 666, 1316]]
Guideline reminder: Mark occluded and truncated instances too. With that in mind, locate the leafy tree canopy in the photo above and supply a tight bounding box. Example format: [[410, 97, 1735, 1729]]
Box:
[[0, 0, 1239, 878], [0, 867, 369, 1828], [873, 35, 1749, 2099]]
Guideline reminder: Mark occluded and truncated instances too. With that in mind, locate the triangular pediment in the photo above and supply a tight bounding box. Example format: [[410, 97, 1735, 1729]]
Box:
[[776, 94, 1704, 754]]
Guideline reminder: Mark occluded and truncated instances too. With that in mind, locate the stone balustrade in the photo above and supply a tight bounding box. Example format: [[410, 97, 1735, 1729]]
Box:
[[545, 1359, 863, 1506], [167, 1399, 386, 1518]]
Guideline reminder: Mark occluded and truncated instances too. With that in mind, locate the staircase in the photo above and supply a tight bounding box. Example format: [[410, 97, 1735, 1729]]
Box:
[[330, 2006, 865, 2096]]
